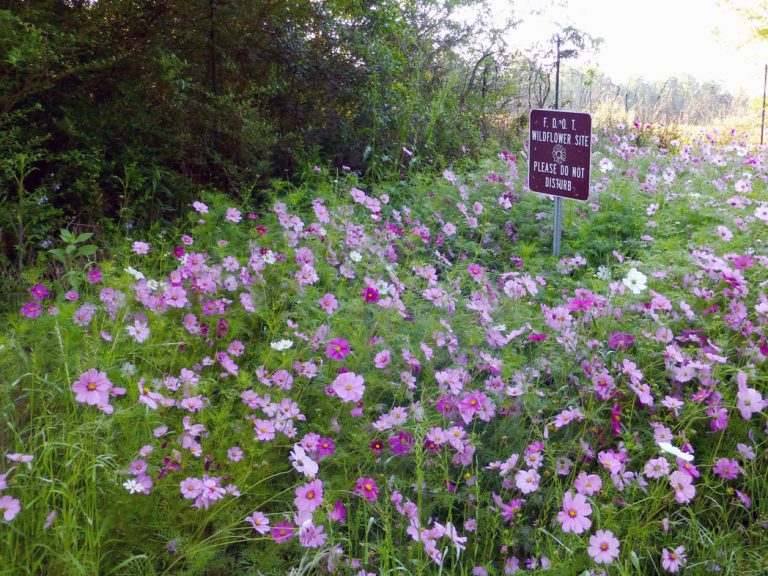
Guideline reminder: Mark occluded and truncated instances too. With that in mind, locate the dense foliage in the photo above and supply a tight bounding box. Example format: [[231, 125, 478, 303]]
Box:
[[2, 123, 767, 575], [0, 0, 518, 271]]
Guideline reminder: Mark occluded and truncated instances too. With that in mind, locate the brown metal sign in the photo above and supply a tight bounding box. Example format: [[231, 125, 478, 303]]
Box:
[[528, 109, 592, 201]]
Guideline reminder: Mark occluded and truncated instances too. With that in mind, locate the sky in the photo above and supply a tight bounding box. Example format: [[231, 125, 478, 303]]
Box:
[[485, 0, 768, 98]]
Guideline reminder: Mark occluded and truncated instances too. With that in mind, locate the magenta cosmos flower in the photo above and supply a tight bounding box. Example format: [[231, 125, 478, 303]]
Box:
[[332, 372, 365, 403], [71, 369, 112, 406], [20, 301, 42, 319], [354, 477, 379, 502], [556, 491, 592, 534], [326, 337, 351, 361], [360, 286, 379, 303], [29, 283, 50, 300], [271, 520, 295, 543], [588, 530, 620, 565]]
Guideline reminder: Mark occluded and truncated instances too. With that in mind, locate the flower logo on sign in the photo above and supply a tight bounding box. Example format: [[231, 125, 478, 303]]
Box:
[[552, 144, 567, 165]]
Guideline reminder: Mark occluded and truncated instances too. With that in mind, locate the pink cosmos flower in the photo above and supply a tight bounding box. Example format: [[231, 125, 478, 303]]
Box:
[[6, 453, 33, 464], [253, 419, 275, 442], [318, 293, 339, 314], [608, 331, 635, 350], [467, 263, 484, 282], [574, 472, 602, 496], [736, 371, 765, 420], [138, 380, 164, 410], [643, 457, 670, 479], [332, 372, 365, 403], [329, 500, 347, 522], [225, 207, 242, 223], [557, 491, 592, 534], [0, 495, 21, 521], [132, 241, 149, 254], [326, 337, 351, 361], [298, 521, 327, 548], [712, 458, 741, 480], [164, 285, 188, 308], [72, 369, 112, 406], [669, 471, 696, 504], [227, 446, 243, 462], [587, 530, 620, 565], [355, 477, 379, 502], [247, 511, 270, 534], [294, 479, 324, 514], [271, 520, 295, 543], [515, 469, 540, 494], [180, 478, 203, 500], [661, 546, 686, 573], [716, 225, 733, 241], [374, 349, 391, 368]]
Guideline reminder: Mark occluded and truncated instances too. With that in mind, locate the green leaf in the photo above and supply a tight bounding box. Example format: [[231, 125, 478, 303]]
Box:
[[75, 232, 93, 243], [59, 229, 75, 243], [77, 245, 98, 256], [47, 249, 66, 264]]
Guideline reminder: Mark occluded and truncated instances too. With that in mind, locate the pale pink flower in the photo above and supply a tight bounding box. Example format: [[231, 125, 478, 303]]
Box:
[[132, 241, 150, 255], [574, 472, 602, 496], [661, 546, 686, 573], [588, 530, 620, 565], [514, 469, 540, 494], [556, 491, 592, 534], [669, 471, 696, 504], [332, 372, 365, 403], [247, 511, 270, 534], [0, 495, 21, 521]]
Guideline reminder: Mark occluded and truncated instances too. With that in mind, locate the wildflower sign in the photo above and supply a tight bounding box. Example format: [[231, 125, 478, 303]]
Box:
[[528, 109, 592, 201]]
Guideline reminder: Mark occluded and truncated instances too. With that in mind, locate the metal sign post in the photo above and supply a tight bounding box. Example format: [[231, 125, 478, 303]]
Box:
[[553, 37, 562, 256]]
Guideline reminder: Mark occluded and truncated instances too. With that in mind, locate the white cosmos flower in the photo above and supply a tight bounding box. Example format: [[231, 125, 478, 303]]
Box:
[[289, 445, 318, 478], [123, 479, 144, 494], [270, 339, 293, 351], [124, 266, 145, 281], [598, 158, 614, 173], [349, 251, 362, 263], [622, 267, 648, 295], [658, 441, 694, 462], [263, 250, 277, 264]]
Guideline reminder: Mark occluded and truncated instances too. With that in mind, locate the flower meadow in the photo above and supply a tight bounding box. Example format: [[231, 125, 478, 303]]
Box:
[[2, 123, 768, 575]]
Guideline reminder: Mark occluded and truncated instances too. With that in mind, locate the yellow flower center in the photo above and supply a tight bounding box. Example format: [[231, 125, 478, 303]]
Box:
[[568, 510, 576, 518], [600, 543, 609, 551]]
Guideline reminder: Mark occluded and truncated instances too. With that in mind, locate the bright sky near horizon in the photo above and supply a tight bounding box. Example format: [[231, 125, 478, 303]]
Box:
[[486, 0, 768, 97]]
